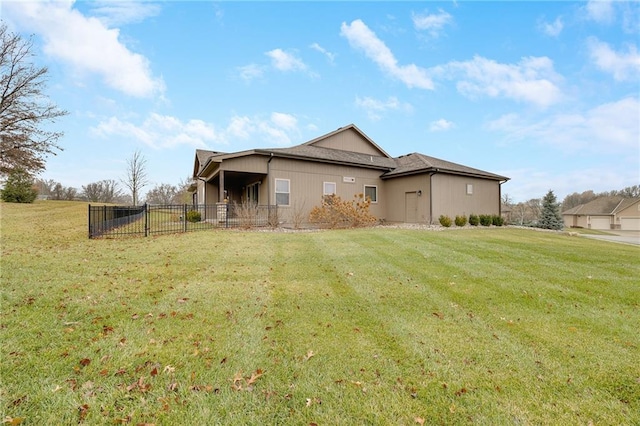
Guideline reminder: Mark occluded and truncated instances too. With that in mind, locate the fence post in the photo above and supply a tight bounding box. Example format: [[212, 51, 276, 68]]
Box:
[[144, 203, 149, 237], [184, 204, 188, 233], [88, 204, 91, 238]]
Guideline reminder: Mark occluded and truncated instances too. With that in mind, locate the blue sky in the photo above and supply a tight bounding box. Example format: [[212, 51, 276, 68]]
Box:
[[2, 0, 639, 202]]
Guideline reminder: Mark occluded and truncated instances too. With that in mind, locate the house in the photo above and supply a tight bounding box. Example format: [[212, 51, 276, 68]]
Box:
[[190, 124, 509, 226], [562, 196, 640, 230]]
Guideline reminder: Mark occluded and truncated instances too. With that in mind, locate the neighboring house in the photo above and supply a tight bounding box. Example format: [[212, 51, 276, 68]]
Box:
[[190, 124, 509, 226], [562, 196, 640, 230]]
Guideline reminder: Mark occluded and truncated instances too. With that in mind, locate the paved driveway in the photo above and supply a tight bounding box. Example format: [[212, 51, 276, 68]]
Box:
[[582, 230, 640, 246]]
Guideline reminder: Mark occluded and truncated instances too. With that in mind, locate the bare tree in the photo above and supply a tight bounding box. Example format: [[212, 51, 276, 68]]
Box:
[[0, 23, 68, 177], [146, 183, 177, 205], [122, 150, 148, 206], [82, 179, 121, 203]]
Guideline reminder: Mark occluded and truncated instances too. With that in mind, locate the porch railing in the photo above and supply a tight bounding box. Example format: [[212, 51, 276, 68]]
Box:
[[88, 203, 278, 238]]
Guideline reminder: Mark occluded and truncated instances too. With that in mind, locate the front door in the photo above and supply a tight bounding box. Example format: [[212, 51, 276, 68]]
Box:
[[246, 183, 259, 205], [405, 192, 418, 223]]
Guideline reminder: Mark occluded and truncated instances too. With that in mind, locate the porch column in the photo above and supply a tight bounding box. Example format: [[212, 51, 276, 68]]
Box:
[[219, 170, 225, 202]]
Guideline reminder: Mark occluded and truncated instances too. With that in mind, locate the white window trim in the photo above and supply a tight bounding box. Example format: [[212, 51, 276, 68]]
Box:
[[466, 184, 473, 195], [323, 181, 337, 195], [275, 178, 290, 206], [364, 185, 378, 203]]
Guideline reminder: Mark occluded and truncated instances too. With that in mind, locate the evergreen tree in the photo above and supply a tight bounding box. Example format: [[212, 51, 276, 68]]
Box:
[[538, 190, 563, 230], [1, 168, 38, 203]]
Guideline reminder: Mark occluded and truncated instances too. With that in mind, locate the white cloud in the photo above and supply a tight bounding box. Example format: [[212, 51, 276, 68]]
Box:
[[429, 119, 454, 132], [237, 64, 265, 82], [538, 16, 563, 37], [310, 42, 336, 64], [226, 116, 254, 140], [412, 9, 453, 38], [587, 37, 640, 82], [91, 114, 217, 148], [270, 112, 298, 130], [266, 48, 307, 72], [585, 0, 615, 24], [432, 55, 563, 108], [3, 1, 165, 98], [355, 96, 412, 121], [487, 97, 640, 153], [340, 19, 434, 90], [225, 113, 300, 146], [88, 1, 161, 27]]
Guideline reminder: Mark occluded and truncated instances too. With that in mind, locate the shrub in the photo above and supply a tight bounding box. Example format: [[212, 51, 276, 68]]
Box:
[[469, 214, 479, 226], [309, 194, 377, 229], [492, 215, 504, 226], [479, 214, 492, 226], [1, 169, 38, 203], [454, 215, 468, 227], [186, 210, 201, 223], [439, 215, 452, 227]]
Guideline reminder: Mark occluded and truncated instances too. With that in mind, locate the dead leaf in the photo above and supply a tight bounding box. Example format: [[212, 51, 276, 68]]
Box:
[[78, 404, 89, 421], [455, 387, 467, 397], [10, 396, 26, 407], [2, 417, 25, 425], [304, 350, 315, 361], [247, 369, 263, 386], [79, 358, 91, 367], [415, 417, 425, 425], [432, 312, 444, 320], [150, 367, 158, 377]]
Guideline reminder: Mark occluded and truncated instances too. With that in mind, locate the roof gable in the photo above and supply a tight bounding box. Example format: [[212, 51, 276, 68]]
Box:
[[562, 196, 625, 215], [302, 124, 391, 158], [613, 198, 640, 214]]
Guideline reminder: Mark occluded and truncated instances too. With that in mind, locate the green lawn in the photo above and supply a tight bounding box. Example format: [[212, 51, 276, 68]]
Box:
[[1, 201, 639, 425]]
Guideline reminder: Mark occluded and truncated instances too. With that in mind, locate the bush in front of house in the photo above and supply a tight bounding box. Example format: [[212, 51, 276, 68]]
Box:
[[479, 214, 492, 226], [455, 215, 468, 227], [469, 214, 479, 226], [439, 215, 452, 227], [492, 215, 504, 226], [186, 210, 201, 223], [309, 194, 377, 229]]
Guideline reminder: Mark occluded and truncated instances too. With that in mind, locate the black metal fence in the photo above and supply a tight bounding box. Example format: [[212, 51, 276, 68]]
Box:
[[88, 203, 278, 238]]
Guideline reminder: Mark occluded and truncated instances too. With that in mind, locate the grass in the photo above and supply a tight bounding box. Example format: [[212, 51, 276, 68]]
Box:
[[1, 201, 639, 425]]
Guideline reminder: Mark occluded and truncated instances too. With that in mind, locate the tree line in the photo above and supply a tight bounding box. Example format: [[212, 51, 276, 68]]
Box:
[[503, 185, 640, 227], [33, 176, 193, 205]]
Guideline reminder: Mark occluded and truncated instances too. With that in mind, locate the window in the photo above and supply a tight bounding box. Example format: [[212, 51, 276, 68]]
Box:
[[323, 182, 336, 195], [275, 179, 290, 206], [466, 184, 473, 195], [364, 185, 377, 203]]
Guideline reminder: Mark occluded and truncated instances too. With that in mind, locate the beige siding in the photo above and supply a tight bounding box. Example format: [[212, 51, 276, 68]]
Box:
[[431, 174, 500, 219], [220, 156, 268, 174], [267, 157, 385, 225], [311, 128, 385, 156], [616, 201, 640, 218], [383, 175, 430, 223]]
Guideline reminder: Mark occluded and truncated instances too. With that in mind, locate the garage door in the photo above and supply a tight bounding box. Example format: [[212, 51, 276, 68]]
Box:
[[620, 218, 640, 231], [590, 217, 611, 230]]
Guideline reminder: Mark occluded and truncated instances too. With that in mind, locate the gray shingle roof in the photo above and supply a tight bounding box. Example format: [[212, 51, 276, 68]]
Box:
[[258, 145, 397, 170], [562, 196, 628, 215], [382, 153, 508, 181]]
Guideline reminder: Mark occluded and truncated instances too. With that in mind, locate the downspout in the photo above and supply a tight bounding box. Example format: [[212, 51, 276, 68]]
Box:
[[267, 153, 274, 206], [499, 179, 509, 217], [428, 170, 437, 225]]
